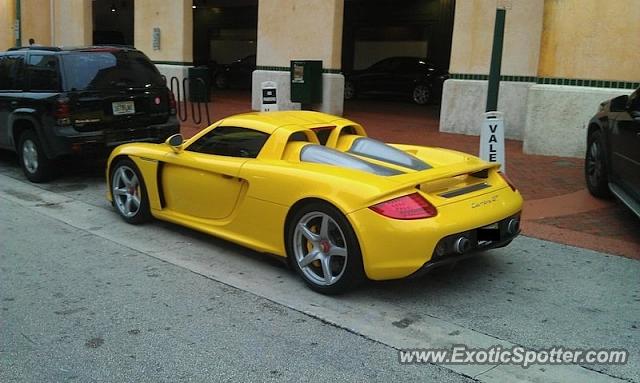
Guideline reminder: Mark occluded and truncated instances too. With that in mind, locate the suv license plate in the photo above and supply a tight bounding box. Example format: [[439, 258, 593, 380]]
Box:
[[112, 101, 135, 116]]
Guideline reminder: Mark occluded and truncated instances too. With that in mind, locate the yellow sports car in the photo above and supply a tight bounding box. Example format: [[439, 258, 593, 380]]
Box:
[[107, 111, 523, 294]]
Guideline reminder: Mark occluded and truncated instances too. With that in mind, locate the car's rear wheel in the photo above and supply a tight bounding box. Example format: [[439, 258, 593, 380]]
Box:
[[286, 202, 364, 294], [412, 84, 431, 105], [18, 130, 54, 183], [214, 73, 229, 89], [344, 80, 356, 100], [110, 159, 151, 224], [585, 130, 611, 198]]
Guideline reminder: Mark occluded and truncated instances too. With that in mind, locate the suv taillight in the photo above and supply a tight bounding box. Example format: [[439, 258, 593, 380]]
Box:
[[369, 193, 438, 220], [54, 97, 71, 125], [168, 90, 177, 115]]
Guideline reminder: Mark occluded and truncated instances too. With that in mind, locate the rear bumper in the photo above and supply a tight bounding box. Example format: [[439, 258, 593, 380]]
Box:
[[408, 215, 520, 279], [347, 186, 523, 280], [42, 117, 179, 158]]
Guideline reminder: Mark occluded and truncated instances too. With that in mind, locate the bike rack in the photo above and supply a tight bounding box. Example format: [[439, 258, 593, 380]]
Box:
[[163, 75, 213, 127]]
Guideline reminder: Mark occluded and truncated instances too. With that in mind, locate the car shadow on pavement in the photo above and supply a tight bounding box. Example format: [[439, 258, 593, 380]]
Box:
[[152, 219, 291, 271], [0, 149, 105, 182], [151, 213, 502, 298]]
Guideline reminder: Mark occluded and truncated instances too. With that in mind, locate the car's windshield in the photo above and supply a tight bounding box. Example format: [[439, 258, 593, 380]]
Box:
[[62, 50, 164, 91]]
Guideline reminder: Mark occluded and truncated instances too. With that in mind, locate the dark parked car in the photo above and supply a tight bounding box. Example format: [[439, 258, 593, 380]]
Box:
[[585, 86, 640, 217], [212, 54, 256, 89], [344, 56, 448, 105], [0, 46, 179, 182]]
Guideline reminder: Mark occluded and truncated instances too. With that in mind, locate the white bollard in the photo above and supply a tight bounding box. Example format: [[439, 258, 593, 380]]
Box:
[[479, 111, 506, 172], [260, 81, 278, 112]]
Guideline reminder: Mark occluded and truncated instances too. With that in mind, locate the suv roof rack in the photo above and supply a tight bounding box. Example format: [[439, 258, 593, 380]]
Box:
[[8, 46, 62, 52]]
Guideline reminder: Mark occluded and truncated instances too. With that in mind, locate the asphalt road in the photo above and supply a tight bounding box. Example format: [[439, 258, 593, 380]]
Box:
[[1, 154, 638, 383]]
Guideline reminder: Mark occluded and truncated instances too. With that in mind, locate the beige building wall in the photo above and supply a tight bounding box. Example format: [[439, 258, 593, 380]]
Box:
[[256, 0, 344, 69], [1, 1, 17, 50], [252, 0, 345, 114], [52, 0, 92, 46], [134, 0, 193, 63], [449, 0, 544, 76], [21, 0, 51, 46], [538, 0, 640, 81]]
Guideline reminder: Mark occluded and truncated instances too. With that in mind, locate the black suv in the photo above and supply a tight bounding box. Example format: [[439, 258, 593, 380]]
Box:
[[585, 86, 640, 217], [0, 46, 179, 182]]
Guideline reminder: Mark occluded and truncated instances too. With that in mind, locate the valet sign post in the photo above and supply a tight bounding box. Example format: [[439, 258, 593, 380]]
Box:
[[480, 111, 506, 172], [480, 4, 508, 172]]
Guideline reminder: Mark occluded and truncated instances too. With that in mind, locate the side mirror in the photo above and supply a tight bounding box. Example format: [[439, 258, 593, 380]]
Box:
[[610, 95, 629, 112], [165, 134, 184, 153], [626, 90, 640, 113]]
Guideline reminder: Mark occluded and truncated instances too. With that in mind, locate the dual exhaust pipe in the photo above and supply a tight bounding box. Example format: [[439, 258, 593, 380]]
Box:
[[453, 218, 519, 255]]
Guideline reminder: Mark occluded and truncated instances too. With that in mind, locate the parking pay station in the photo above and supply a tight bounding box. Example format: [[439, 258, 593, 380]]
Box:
[[260, 81, 278, 112], [480, 111, 506, 172]]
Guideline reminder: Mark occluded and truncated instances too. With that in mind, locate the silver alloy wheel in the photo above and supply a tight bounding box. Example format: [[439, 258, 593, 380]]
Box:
[[586, 140, 602, 186], [112, 165, 142, 218], [293, 212, 348, 286], [22, 139, 38, 174], [413, 84, 430, 104], [344, 81, 355, 99]]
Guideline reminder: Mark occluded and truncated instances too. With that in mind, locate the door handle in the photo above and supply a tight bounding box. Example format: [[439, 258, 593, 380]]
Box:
[[10, 101, 18, 108], [221, 174, 234, 179]]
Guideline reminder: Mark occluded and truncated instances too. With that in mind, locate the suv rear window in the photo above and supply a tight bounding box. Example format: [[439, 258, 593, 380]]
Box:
[[0, 55, 26, 91], [61, 50, 164, 91]]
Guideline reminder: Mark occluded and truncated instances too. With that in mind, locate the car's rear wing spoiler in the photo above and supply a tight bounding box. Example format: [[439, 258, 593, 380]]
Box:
[[391, 161, 500, 190]]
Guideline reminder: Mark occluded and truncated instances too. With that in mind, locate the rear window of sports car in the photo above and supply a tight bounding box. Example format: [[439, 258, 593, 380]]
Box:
[[187, 126, 269, 158], [348, 137, 431, 170], [300, 145, 403, 176]]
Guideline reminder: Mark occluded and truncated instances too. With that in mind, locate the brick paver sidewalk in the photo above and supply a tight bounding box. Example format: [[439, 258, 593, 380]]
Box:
[[180, 90, 639, 260]]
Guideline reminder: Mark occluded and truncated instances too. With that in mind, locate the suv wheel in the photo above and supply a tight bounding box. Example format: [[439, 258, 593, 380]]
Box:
[[585, 129, 611, 198], [18, 130, 54, 183]]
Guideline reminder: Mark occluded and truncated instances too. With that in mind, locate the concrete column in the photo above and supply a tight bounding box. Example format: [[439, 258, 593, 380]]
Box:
[[252, 0, 345, 115], [20, 0, 52, 46], [523, 0, 640, 157], [52, 0, 92, 46], [440, 0, 544, 140], [0, 1, 17, 50], [135, 0, 193, 88]]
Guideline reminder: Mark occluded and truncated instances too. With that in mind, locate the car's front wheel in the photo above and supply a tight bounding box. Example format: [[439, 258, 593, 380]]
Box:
[[287, 202, 364, 294], [412, 84, 431, 105], [18, 130, 54, 183], [585, 130, 611, 198], [110, 159, 152, 224]]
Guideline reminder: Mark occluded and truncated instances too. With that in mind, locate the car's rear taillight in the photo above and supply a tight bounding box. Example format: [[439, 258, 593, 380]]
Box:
[[498, 171, 517, 191], [54, 97, 71, 125], [168, 89, 177, 115], [370, 192, 437, 220]]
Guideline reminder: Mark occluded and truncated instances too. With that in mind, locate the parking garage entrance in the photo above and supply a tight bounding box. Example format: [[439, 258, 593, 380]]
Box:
[[92, 0, 134, 45], [190, 0, 454, 121], [192, 0, 258, 97], [342, 0, 454, 116]]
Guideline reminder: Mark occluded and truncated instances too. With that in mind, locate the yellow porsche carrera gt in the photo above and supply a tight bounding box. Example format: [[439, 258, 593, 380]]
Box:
[[107, 111, 523, 294]]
